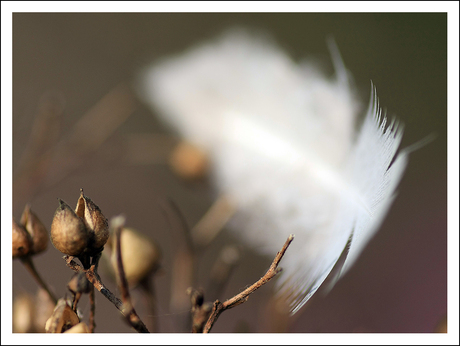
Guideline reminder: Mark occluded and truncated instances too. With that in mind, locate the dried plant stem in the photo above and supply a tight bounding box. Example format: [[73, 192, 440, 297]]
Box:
[[71, 292, 82, 312], [203, 234, 294, 333], [113, 217, 149, 333], [160, 199, 196, 331], [191, 194, 236, 248], [139, 277, 158, 333], [20, 256, 58, 305], [188, 288, 213, 333], [64, 255, 149, 333], [65, 256, 123, 309], [89, 285, 96, 333]]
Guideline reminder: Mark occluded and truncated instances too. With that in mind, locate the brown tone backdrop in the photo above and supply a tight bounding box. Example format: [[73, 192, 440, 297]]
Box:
[[12, 13, 447, 333]]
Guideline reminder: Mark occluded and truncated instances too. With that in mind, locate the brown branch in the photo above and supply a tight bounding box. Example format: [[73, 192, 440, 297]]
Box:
[[159, 199, 196, 331], [139, 277, 158, 333], [203, 234, 294, 333], [112, 215, 150, 333], [64, 254, 149, 333], [191, 194, 236, 248], [20, 256, 58, 304], [89, 286, 95, 333], [65, 256, 123, 310], [188, 288, 213, 333]]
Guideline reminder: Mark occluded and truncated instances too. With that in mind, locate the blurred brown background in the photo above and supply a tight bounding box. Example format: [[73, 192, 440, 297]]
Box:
[[12, 13, 447, 333]]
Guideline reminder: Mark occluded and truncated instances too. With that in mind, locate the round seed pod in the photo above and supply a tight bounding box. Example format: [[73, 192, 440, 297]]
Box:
[[45, 299, 79, 333], [75, 189, 109, 254], [110, 227, 161, 288], [50, 199, 88, 256], [20, 204, 49, 255], [169, 141, 209, 180], [13, 294, 35, 333], [13, 218, 31, 258], [63, 322, 89, 333]]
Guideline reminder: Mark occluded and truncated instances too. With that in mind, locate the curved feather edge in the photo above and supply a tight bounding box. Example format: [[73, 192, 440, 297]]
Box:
[[281, 85, 408, 314]]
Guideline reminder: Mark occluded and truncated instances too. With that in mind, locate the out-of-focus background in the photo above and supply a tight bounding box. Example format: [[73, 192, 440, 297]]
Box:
[[11, 13, 447, 333]]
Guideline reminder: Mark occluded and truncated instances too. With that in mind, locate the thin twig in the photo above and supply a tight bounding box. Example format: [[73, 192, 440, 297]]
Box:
[[89, 285, 95, 333], [188, 288, 213, 333], [159, 199, 196, 331], [65, 256, 123, 310], [64, 255, 149, 333], [203, 234, 294, 333], [112, 215, 150, 333], [20, 256, 58, 304], [139, 277, 158, 333], [191, 194, 236, 248]]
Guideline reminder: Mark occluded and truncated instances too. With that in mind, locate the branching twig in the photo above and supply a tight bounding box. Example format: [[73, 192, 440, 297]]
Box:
[[64, 254, 149, 333], [89, 285, 95, 332], [203, 234, 294, 333], [187, 288, 213, 333], [65, 256, 123, 310]]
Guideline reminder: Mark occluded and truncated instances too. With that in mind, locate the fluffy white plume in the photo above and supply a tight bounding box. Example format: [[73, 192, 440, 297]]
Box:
[[138, 29, 408, 314]]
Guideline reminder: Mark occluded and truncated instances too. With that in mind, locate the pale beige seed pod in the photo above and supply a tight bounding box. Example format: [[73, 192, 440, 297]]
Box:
[[63, 322, 89, 333], [20, 204, 48, 255], [13, 294, 35, 333], [75, 189, 109, 254], [12, 218, 31, 258], [168, 141, 209, 180], [110, 227, 161, 288], [50, 199, 88, 256], [45, 299, 80, 333]]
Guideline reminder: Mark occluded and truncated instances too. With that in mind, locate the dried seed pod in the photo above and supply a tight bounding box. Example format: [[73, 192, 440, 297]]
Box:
[[12, 218, 31, 258], [45, 299, 79, 333], [168, 141, 209, 180], [20, 204, 48, 255], [63, 322, 89, 333], [75, 189, 109, 254], [13, 294, 35, 333], [110, 227, 161, 288], [67, 272, 91, 295], [50, 199, 88, 256]]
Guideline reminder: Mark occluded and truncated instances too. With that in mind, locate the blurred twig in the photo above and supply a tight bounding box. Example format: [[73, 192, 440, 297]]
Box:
[[203, 235, 294, 333], [191, 194, 236, 248], [89, 286, 95, 333], [64, 250, 149, 333], [206, 245, 240, 301], [139, 277, 158, 333], [187, 288, 213, 333], [159, 199, 196, 331], [14, 84, 137, 205], [112, 215, 150, 333], [20, 256, 58, 305]]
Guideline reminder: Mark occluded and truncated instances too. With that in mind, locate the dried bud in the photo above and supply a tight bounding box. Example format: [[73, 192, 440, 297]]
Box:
[[13, 294, 35, 333], [50, 199, 88, 256], [110, 227, 161, 288], [12, 218, 31, 258], [75, 189, 109, 254], [67, 272, 91, 295], [169, 141, 209, 180], [45, 299, 79, 333], [20, 204, 48, 255], [63, 322, 89, 333]]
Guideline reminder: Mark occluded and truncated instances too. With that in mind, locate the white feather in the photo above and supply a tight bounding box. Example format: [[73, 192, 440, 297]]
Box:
[[138, 29, 408, 314]]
